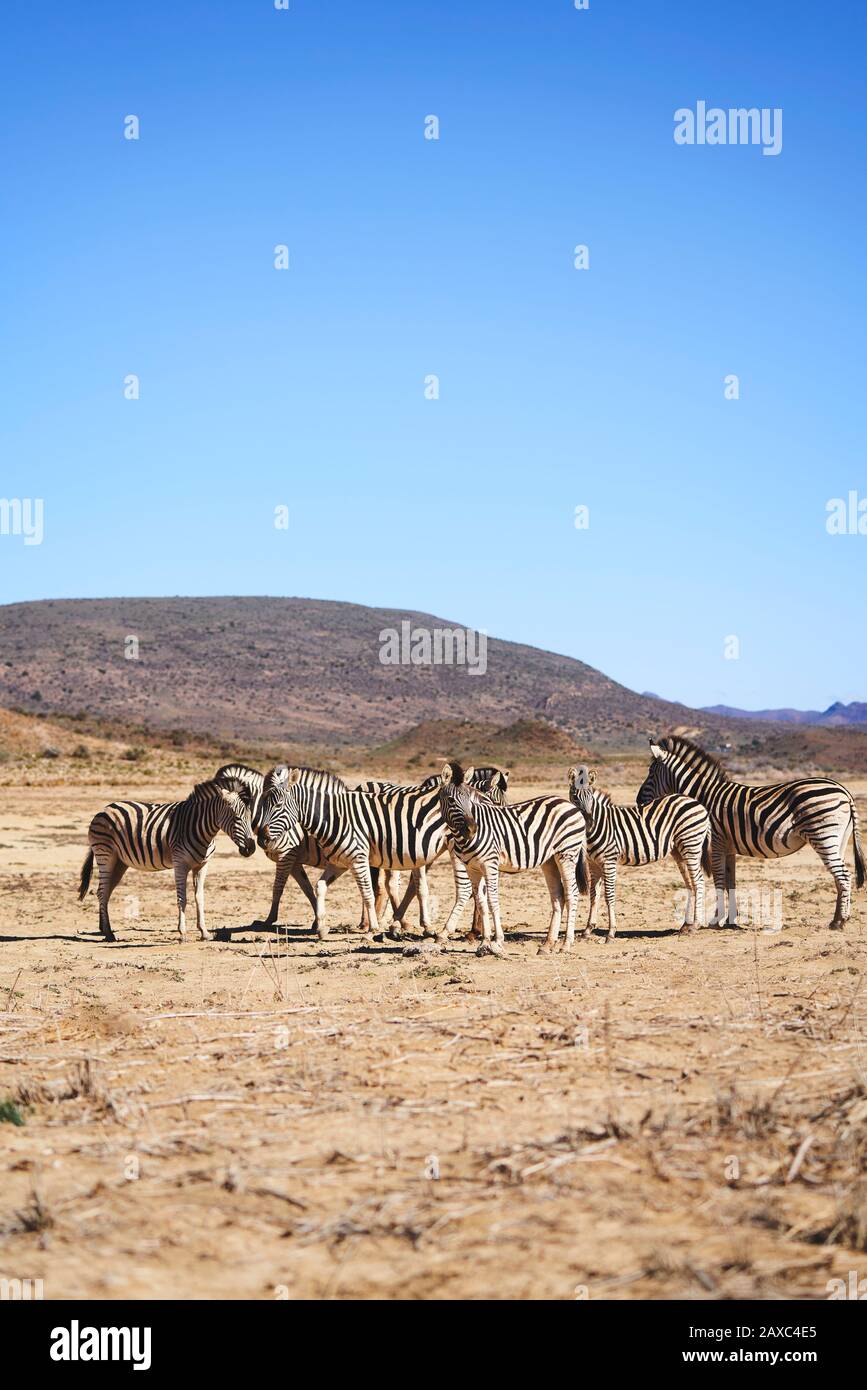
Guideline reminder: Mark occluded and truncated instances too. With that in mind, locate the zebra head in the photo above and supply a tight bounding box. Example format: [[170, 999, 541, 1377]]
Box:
[[636, 737, 679, 807], [568, 765, 597, 817], [215, 763, 265, 829], [256, 765, 304, 855], [439, 761, 483, 845], [211, 779, 257, 857], [472, 766, 510, 804]]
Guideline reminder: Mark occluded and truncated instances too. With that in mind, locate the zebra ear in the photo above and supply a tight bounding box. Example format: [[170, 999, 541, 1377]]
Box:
[[588, 769, 597, 787], [287, 768, 302, 786], [570, 765, 590, 789], [464, 765, 475, 782], [649, 741, 665, 760], [441, 763, 454, 785], [272, 764, 290, 784]]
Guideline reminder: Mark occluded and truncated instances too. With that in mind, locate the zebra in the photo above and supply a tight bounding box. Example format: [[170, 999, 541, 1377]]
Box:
[[438, 762, 589, 955], [567, 766, 712, 940], [78, 777, 255, 942], [256, 767, 489, 940], [214, 763, 408, 930], [350, 767, 509, 932], [317, 765, 512, 936], [636, 735, 865, 930]]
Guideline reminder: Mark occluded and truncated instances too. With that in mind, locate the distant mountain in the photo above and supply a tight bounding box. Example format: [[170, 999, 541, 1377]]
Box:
[[701, 701, 867, 727]]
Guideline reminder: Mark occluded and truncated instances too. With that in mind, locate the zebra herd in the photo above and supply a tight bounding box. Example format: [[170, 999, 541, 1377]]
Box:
[[77, 736, 864, 949]]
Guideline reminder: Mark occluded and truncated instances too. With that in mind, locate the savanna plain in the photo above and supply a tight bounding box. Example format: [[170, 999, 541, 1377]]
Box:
[[1, 717, 866, 1301]]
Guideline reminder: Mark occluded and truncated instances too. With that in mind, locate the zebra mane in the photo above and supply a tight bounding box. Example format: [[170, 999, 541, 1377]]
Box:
[[190, 777, 244, 801], [262, 764, 347, 794], [661, 735, 731, 781]]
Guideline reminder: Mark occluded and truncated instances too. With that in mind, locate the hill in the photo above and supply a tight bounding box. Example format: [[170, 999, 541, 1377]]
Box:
[[2, 596, 867, 773], [0, 596, 704, 748]]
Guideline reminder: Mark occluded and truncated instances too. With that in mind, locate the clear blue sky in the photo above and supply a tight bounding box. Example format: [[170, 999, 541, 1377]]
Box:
[[1, 1, 864, 711]]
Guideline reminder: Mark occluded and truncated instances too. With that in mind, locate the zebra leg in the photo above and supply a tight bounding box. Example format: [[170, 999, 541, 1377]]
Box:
[[415, 867, 433, 935], [479, 864, 505, 954], [193, 861, 212, 940], [725, 853, 737, 925], [94, 851, 124, 942], [708, 838, 728, 926], [350, 857, 379, 940], [173, 858, 190, 941], [673, 851, 701, 932], [315, 864, 345, 937], [602, 860, 618, 941], [806, 825, 852, 928], [538, 859, 564, 954], [559, 852, 578, 950], [383, 870, 408, 939], [439, 853, 473, 940], [256, 856, 294, 927], [390, 872, 418, 930], [469, 864, 494, 948], [405, 861, 430, 939], [582, 861, 603, 938]]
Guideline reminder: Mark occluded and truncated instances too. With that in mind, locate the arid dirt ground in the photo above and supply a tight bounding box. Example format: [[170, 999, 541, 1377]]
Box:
[[1, 758, 866, 1301]]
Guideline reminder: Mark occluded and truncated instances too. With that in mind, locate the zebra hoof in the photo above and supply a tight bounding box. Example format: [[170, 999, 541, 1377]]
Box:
[[537, 943, 554, 956], [679, 923, 698, 934], [828, 920, 845, 931], [477, 941, 506, 959]]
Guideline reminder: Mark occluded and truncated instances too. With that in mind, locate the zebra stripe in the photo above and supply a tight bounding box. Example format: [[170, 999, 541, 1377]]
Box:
[[438, 761, 588, 954], [568, 765, 711, 939], [78, 778, 255, 942], [636, 735, 865, 929]]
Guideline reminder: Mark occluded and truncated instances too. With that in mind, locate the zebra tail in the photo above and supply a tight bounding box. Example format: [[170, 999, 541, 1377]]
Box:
[[78, 849, 94, 901], [575, 846, 589, 896], [853, 804, 865, 890], [701, 832, 713, 879]]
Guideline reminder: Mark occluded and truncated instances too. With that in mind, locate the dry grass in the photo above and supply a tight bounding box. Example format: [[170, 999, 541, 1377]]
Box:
[[0, 763, 866, 1300]]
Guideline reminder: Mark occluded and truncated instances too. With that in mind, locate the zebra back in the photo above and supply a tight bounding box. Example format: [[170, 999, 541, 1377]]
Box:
[[637, 735, 858, 862]]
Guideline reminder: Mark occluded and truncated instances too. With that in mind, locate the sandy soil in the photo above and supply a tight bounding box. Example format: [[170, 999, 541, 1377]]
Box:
[[1, 773, 866, 1301]]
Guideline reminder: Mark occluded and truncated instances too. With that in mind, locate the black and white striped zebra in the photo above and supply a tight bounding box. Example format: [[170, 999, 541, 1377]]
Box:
[[438, 762, 588, 955], [256, 767, 484, 940], [78, 777, 255, 942], [215, 763, 407, 929], [350, 767, 509, 931], [568, 765, 712, 939], [636, 736, 865, 930]]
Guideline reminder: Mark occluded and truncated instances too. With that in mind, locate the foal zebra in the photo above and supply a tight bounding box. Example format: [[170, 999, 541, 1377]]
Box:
[[438, 762, 589, 955], [256, 767, 487, 940], [567, 766, 712, 940], [637, 736, 865, 930], [78, 778, 255, 942], [215, 763, 407, 929]]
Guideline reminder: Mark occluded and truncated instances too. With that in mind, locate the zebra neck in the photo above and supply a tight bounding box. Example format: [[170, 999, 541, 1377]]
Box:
[[295, 785, 329, 837], [178, 796, 223, 851], [672, 759, 729, 800]]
